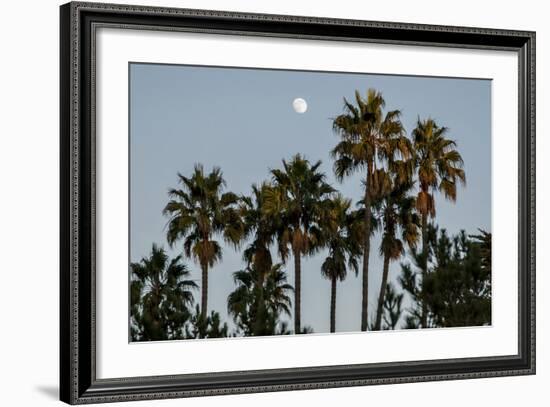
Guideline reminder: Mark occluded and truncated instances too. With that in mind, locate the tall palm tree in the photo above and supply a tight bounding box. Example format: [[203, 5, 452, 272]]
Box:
[[264, 154, 335, 334], [240, 182, 278, 277], [229, 182, 288, 336], [163, 164, 244, 319], [412, 118, 466, 327], [227, 263, 294, 336], [130, 244, 197, 341], [373, 176, 419, 331], [332, 89, 411, 331], [320, 195, 361, 333]]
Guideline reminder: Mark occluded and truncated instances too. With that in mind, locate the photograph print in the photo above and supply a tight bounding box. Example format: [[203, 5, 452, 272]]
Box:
[[129, 63, 492, 342]]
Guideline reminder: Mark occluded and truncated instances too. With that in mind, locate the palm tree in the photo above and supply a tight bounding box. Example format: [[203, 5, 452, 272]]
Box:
[[264, 154, 335, 334], [227, 263, 294, 336], [130, 244, 197, 341], [332, 89, 411, 331], [240, 182, 278, 278], [320, 195, 361, 333], [163, 164, 244, 319], [233, 182, 282, 335], [412, 118, 466, 327], [373, 176, 419, 331]]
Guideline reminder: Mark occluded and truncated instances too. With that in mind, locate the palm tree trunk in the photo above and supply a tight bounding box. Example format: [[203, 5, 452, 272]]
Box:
[[330, 275, 337, 333], [361, 183, 372, 331], [293, 248, 301, 334], [150, 288, 162, 340], [253, 273, 266, 336], [200, 263, 208, 319], [421, 213, 428, 328], [374, 254, 391, 331]]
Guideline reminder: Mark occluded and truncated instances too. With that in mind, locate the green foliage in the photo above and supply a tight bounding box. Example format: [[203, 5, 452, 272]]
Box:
[[321, 195, 361, 282], [413, 118, 466, 218], [227, 263, 294, 336], [382, 283, 404, 330], [412, 117, 467, 327], [130, 244, 197, 341], [400, 227, 492, 328], [230, 182, 296, 335], [374, 179, 419, 261], [163, 164, 245, 317], [185, 305, 230, 339], [164, 164, 244, 253], [265, 154, 335, 260], [372, 172, 419, 330], [320, 195, 362, 332], [264, 154, 335, 333], [331, 89, 412, 331], [239, 182, 278, 273], [331, 89, 411, 186]]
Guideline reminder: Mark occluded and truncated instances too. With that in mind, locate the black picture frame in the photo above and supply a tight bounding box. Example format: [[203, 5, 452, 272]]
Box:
[[60, 1, 536, 404]]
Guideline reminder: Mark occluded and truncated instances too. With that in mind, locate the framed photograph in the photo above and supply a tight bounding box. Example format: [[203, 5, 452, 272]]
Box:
[[60, 1, 535, 404]]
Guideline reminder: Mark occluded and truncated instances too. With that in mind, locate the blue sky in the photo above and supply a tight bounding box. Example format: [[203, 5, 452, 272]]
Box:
[[130, 63, 491, 334]]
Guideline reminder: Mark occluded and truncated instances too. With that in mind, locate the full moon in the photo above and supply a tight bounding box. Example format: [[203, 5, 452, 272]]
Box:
[[292, 97, 308, 114]]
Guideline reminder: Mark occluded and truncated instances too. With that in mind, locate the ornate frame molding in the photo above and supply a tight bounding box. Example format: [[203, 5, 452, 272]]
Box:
[[60, 2, 535, 404]]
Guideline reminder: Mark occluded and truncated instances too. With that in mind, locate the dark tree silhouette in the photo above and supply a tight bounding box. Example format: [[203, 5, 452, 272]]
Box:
[[320, 194, 361, 332], [229, 182, 293, 336], [227, 263, 293, 336], [264, 154, 334, 334], [185, 305, 230, 339], [372, 175, 419, 331], [163, 164, 244, 319], [130, 244, 197, 341], [382, 283, 404, 330], [411, 118, 466, 327], [400, 227, 491, 328], [332, 89, 411, 331]]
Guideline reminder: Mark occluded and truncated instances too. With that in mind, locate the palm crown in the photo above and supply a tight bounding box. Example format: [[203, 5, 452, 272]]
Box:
[[320, 194, 361, 332], [331, 89, 411, 331], [130, 244, 197, 341], [163, 164, 244, 317], [412, 118, 466, 327], [228, 263, 293, 336], [373, 174, 419, 330], [413, 118, 466, 218], [321, 195, 361, 282], [332, 89, 411, 188], [240, 182, 278, 274], [263, 154, 335, 333]]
